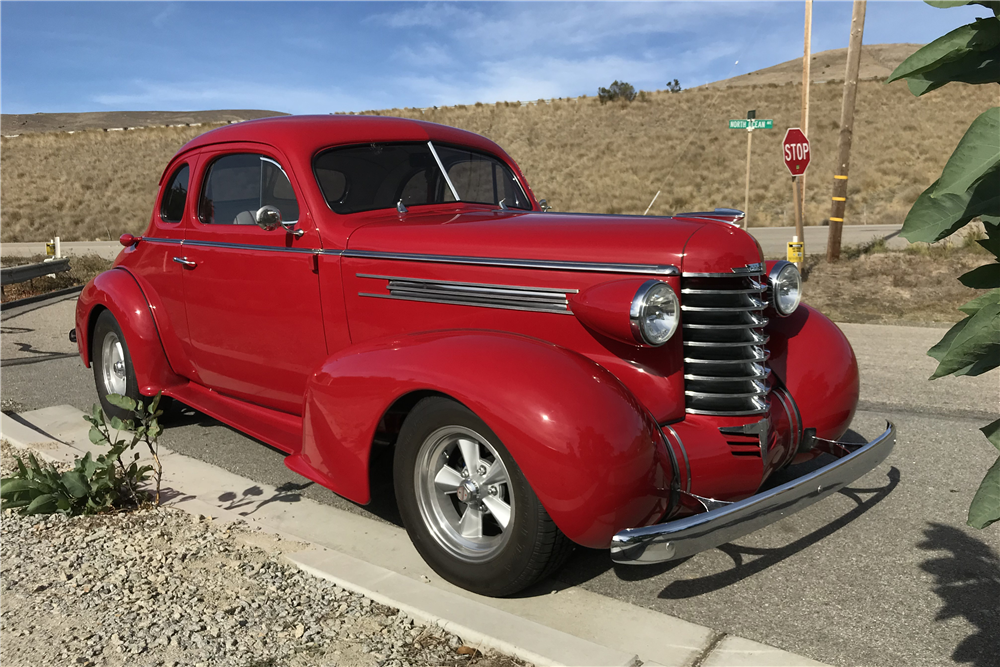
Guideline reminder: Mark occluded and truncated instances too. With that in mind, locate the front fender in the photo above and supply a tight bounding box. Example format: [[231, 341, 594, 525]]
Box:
[[292, 330, 671, 548], [767, 304, 859, 441], [75, 269, 182, 396]]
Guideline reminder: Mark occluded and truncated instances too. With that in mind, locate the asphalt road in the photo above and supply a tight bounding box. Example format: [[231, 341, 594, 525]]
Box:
[[1, 224, 904, 261], [2, 295, 998, 667]]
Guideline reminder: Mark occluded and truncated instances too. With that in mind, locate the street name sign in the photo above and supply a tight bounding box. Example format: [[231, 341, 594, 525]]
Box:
[[729, 119, 773, 130], [782, 128, 811, 176]]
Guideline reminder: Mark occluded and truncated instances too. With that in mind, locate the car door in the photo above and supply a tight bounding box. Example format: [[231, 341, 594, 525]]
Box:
[[130, 158, 200, 380], [178, 145, 328, 415]]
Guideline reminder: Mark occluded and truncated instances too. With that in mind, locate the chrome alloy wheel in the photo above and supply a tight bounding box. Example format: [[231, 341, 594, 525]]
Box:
[[100, 331, 128, 396], [414, 425, 514, 562]]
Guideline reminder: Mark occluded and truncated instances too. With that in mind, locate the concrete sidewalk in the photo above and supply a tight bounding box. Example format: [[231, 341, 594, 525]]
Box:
[[1, 405, 828, 667]]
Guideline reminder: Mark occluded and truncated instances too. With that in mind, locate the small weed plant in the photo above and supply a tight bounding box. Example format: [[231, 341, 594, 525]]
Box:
[[0, 393, 165, 515]]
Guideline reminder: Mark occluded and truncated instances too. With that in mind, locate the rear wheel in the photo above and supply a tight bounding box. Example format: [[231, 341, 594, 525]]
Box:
[[91, 310, 171, 422], [394, 397, 572, 596]]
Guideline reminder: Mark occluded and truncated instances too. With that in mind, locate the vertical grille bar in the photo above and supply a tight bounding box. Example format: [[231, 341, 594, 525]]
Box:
[[681, 272, 770, 416]]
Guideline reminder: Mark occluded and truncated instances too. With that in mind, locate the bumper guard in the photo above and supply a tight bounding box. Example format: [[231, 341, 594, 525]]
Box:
[[610, 422, 896, 564]]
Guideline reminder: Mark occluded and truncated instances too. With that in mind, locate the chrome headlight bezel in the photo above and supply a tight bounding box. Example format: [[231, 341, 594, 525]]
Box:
[[629, 280, 680, 346], [768, 261, 802, 317]]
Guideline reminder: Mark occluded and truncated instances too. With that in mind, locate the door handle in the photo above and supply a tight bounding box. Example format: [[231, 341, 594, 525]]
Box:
[[172, 257, 197, 268]]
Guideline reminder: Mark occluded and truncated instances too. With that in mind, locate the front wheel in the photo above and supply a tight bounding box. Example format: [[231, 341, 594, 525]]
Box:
[[394, 397, 572, 596]]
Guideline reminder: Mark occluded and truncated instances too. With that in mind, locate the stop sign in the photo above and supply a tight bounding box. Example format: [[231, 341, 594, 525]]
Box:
[[782, 128, 811, 176]]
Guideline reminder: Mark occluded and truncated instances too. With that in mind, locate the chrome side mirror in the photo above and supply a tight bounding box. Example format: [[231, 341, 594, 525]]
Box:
[[539, 199, 552, 212], [281, 219, 304, 238], [255, 205, 282, 231]]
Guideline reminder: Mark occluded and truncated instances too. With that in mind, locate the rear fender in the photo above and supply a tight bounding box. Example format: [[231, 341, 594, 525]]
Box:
[[767, 304, 859, 441], [293, 330, 671, 548], [75, 269, 182, 396]]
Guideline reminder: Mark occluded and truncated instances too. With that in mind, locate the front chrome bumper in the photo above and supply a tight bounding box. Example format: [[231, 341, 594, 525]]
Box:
[[610, 422, 896, 564]]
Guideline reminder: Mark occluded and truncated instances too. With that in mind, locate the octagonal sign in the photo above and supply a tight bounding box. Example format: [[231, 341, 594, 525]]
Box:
[[782, 128, 811, 176]]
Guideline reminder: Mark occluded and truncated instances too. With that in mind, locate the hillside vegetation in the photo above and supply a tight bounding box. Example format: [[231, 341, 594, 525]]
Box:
[[1, 58, 991, 242]]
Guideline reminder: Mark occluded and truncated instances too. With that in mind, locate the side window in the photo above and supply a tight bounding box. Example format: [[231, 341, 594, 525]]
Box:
[[159, 164, 189, 223], [199, 154, 299, 225]]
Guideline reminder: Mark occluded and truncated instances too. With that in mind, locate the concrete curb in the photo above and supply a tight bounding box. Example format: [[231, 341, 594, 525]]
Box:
[[1, 406, 831, 667], [290, 548, 636, 667]]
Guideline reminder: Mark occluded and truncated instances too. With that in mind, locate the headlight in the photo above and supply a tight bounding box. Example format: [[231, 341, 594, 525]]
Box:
[[630, 280, 680, 346], [768, 261, 802, 316]]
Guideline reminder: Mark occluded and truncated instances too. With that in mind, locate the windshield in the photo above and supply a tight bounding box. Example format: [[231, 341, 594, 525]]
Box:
[[313, 141, 532, 214]]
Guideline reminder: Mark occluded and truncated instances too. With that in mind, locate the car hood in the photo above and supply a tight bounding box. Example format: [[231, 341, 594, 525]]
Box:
[[343, 208, 763, 275]]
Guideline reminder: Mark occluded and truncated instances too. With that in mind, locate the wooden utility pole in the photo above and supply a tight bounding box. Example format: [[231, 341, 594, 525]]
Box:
[[801, 0, 813, 216], [827, 0, 867, 261]]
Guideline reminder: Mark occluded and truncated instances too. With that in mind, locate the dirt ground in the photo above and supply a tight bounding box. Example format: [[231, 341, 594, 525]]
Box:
[[796, 241, 993, 325]]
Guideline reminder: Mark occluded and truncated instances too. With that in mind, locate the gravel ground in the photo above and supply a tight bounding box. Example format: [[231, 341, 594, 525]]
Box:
[[0, 442, 524, 667]]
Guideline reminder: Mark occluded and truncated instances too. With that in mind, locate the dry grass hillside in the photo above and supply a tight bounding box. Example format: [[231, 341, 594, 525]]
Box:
[[1, 109, 285, 135], [366, 79, 992, 228], [0, 45, 993, 242], [2, 125, 223, 242], [699, 43, 922, 88]]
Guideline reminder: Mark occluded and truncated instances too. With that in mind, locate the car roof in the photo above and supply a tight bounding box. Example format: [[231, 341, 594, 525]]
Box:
[[176, 114, 505, 158]]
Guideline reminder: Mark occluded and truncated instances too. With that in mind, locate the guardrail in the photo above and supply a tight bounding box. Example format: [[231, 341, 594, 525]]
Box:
[[1, 258, 70, 285]]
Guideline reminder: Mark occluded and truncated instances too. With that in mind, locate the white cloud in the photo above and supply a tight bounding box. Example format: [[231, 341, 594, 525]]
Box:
[[365, 2, 477, 29], [151, 3, 179, 29], [392, 43, 455, 69]]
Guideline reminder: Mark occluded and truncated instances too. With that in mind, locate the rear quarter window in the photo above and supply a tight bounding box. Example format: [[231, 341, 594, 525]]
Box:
[[160, 164, 190, 223]]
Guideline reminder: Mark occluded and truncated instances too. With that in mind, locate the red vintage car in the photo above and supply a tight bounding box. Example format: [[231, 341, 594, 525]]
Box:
[[73, 116, 894, 596]]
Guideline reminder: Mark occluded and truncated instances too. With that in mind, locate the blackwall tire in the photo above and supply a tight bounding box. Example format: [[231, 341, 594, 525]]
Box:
[[394, 397, 573, 597]]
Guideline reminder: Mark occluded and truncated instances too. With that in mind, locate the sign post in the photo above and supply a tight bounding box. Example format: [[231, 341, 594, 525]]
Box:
[[782, 128, 811, 268], [729, 113, 773, 228]]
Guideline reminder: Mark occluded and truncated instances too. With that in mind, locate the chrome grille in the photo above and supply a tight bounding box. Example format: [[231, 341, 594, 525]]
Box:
[[682, 273, 770, 416]]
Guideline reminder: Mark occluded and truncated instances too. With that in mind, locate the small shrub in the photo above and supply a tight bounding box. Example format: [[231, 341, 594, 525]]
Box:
[[598, 80, 637, 104], [0, 394, 166, 515]]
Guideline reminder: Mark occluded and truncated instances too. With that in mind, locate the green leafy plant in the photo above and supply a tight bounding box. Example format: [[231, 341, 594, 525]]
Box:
[[0, 393, 165, 515], [598, 80, 637, 104], [887, 0, 1000, 528]]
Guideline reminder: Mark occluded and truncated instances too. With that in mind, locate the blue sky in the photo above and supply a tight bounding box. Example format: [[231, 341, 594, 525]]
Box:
[[0, 1, 990, 115]]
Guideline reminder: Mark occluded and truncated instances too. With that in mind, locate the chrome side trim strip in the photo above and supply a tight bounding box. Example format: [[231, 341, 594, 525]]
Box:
[[611, 423, 897, 564], [343, 249, 679, 276], [140, 237, 341, 255], [359, 292, 574, 315], [142, 237, 183, 245], [357, 274, 576, 315], [141, 238, 678, 275], [182, 239, 321, 254], [356, 274, 577, 295]]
